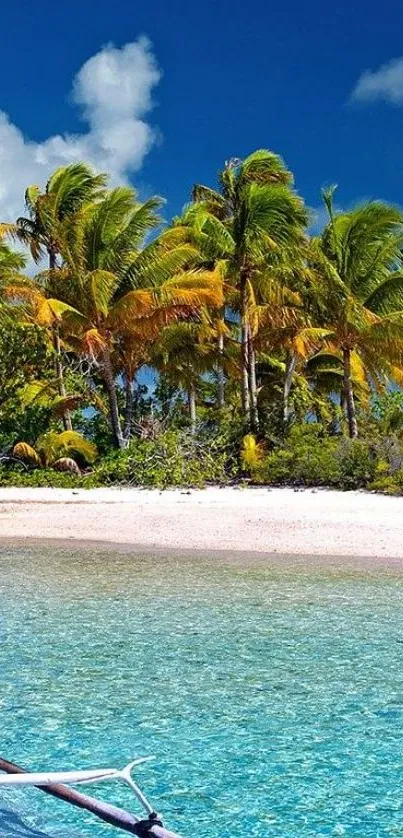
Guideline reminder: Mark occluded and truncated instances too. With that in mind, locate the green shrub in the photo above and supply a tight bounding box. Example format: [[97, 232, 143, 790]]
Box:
[[253, 424, 378, 490], [254, 425, 339, 486], [88, 429, 235, 489], [1, 420, 403, 494], [367, 475, 401, 495], [367, 465, 403, 495], [0, 467, 82, 488], [335, 438, 376, 488]]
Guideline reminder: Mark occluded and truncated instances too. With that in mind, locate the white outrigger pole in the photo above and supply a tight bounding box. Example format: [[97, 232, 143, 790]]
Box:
[[0, 756, 182, 838], [0, 758, 155, 813]]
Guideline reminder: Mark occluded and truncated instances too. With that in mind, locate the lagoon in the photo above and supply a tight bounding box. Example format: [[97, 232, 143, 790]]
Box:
[[0, 546, 402, 837]]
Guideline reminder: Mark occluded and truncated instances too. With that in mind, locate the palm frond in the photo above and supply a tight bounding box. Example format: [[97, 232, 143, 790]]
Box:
[[24, 185, 41, 216], [56, 430, 97, 463], [47, 163, 108, 218], [86, 270, 118, 316], [192, 185, 227, 218], [240, 149, 294, 186], [121, 243, 200, 290], [363, 272, 403, 315], [13, 442, 41, 466]]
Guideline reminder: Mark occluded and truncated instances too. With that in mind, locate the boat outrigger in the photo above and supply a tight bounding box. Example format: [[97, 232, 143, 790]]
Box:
[[0, 756, 181, 838]]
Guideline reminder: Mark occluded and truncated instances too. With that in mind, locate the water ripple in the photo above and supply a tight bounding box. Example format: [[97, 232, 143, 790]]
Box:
[[0, 548, 402, 837]]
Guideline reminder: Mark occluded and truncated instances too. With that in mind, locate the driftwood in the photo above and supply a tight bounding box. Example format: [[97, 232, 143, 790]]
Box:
[[0, 756, 181, 838]]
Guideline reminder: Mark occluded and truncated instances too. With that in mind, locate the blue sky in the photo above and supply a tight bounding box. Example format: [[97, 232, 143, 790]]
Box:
[[1, 0, 403, 224]]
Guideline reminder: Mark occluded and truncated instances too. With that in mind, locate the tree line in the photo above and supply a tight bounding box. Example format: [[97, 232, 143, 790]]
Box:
[[2, 149, 403, 464]]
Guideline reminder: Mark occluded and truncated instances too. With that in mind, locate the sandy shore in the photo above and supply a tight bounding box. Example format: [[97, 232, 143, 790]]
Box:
[[0, 485, 402, 560]]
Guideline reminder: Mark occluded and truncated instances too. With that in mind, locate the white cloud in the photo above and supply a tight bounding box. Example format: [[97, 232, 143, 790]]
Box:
[[351, 56, 403, 105], [0, 37, 161, 224]]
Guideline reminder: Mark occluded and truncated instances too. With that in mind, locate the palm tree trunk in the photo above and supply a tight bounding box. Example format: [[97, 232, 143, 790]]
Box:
[[240, 270, 251, 426], [53, 326, 72, 431], [217, 329, 225, 409], [343, 348, 358, 438], [123, 374, 134, 441], [283, 350, 297, 427], [48, 248, 72, 432], [248, 330, 259, 431], [102, 349, 126, 450], [188, 381, 197, 435], [340, 390, 346, 411]]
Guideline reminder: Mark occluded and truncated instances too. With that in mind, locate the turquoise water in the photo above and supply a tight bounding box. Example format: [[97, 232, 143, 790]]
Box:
[[0, 547, 403, 837]]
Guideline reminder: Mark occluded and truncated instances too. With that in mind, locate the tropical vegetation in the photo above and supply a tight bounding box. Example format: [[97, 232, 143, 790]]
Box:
[[2, 151, 403, 492]]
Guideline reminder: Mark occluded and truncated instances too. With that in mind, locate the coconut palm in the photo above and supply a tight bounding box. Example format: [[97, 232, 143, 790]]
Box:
[[192, 150, 308, 428], [172, 206, 232, 409], [255, 317, 331, 426], [0, 239, 26, 276], [311, 188, 403, 437], [243, 247, 327, 428], [16, 163, 107, 267], [0, 223, 27, 291], [0, 237, 28, 322], [305, 350, 370, 426], [13, 431, 97, 473], [42, 187, 223, 448], [16, 163, 108, 429], [150, 319, 231, 433]]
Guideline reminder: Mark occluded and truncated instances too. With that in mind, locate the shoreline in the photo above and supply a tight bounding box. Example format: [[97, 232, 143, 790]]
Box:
[[0, 485, 403, 562], [3, 538, 403, 572]]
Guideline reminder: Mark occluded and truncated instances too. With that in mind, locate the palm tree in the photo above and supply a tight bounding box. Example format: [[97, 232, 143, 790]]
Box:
[[13, 431, 97, 472], [150, 319, 228, 433], [306, 350, 370, 426], [16, 163, 107, 429], [17, 163, 107, 266], [0, 237, 27, 320], [311, 188, 403, 437], [249, 257, 331, 427], [0, 231, 34, 363], [172, 206, 231, 409], [255, 319, 330, 426], [192, 150, 308, 429], [0, 239, 26, 277], [43, 187, 223, 449]]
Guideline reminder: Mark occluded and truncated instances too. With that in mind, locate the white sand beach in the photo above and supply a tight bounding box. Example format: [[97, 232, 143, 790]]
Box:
[[0, 486, 402, 560]]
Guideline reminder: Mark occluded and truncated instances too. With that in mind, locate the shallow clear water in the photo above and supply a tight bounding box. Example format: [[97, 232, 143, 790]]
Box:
[[0, 547, 403, 837]]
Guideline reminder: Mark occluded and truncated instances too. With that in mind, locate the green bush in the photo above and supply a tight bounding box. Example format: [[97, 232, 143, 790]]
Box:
[[367, 475, 401, 495], [367, 464, 403, 495], [0, 467, 82, 488], [1, 420, 403, 494], [87, 429, 235, 489], [335, 438, 376, 488], [253, 424, 378, 490], [254, 425, 338, 486], [0, 427, 238, 489]]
